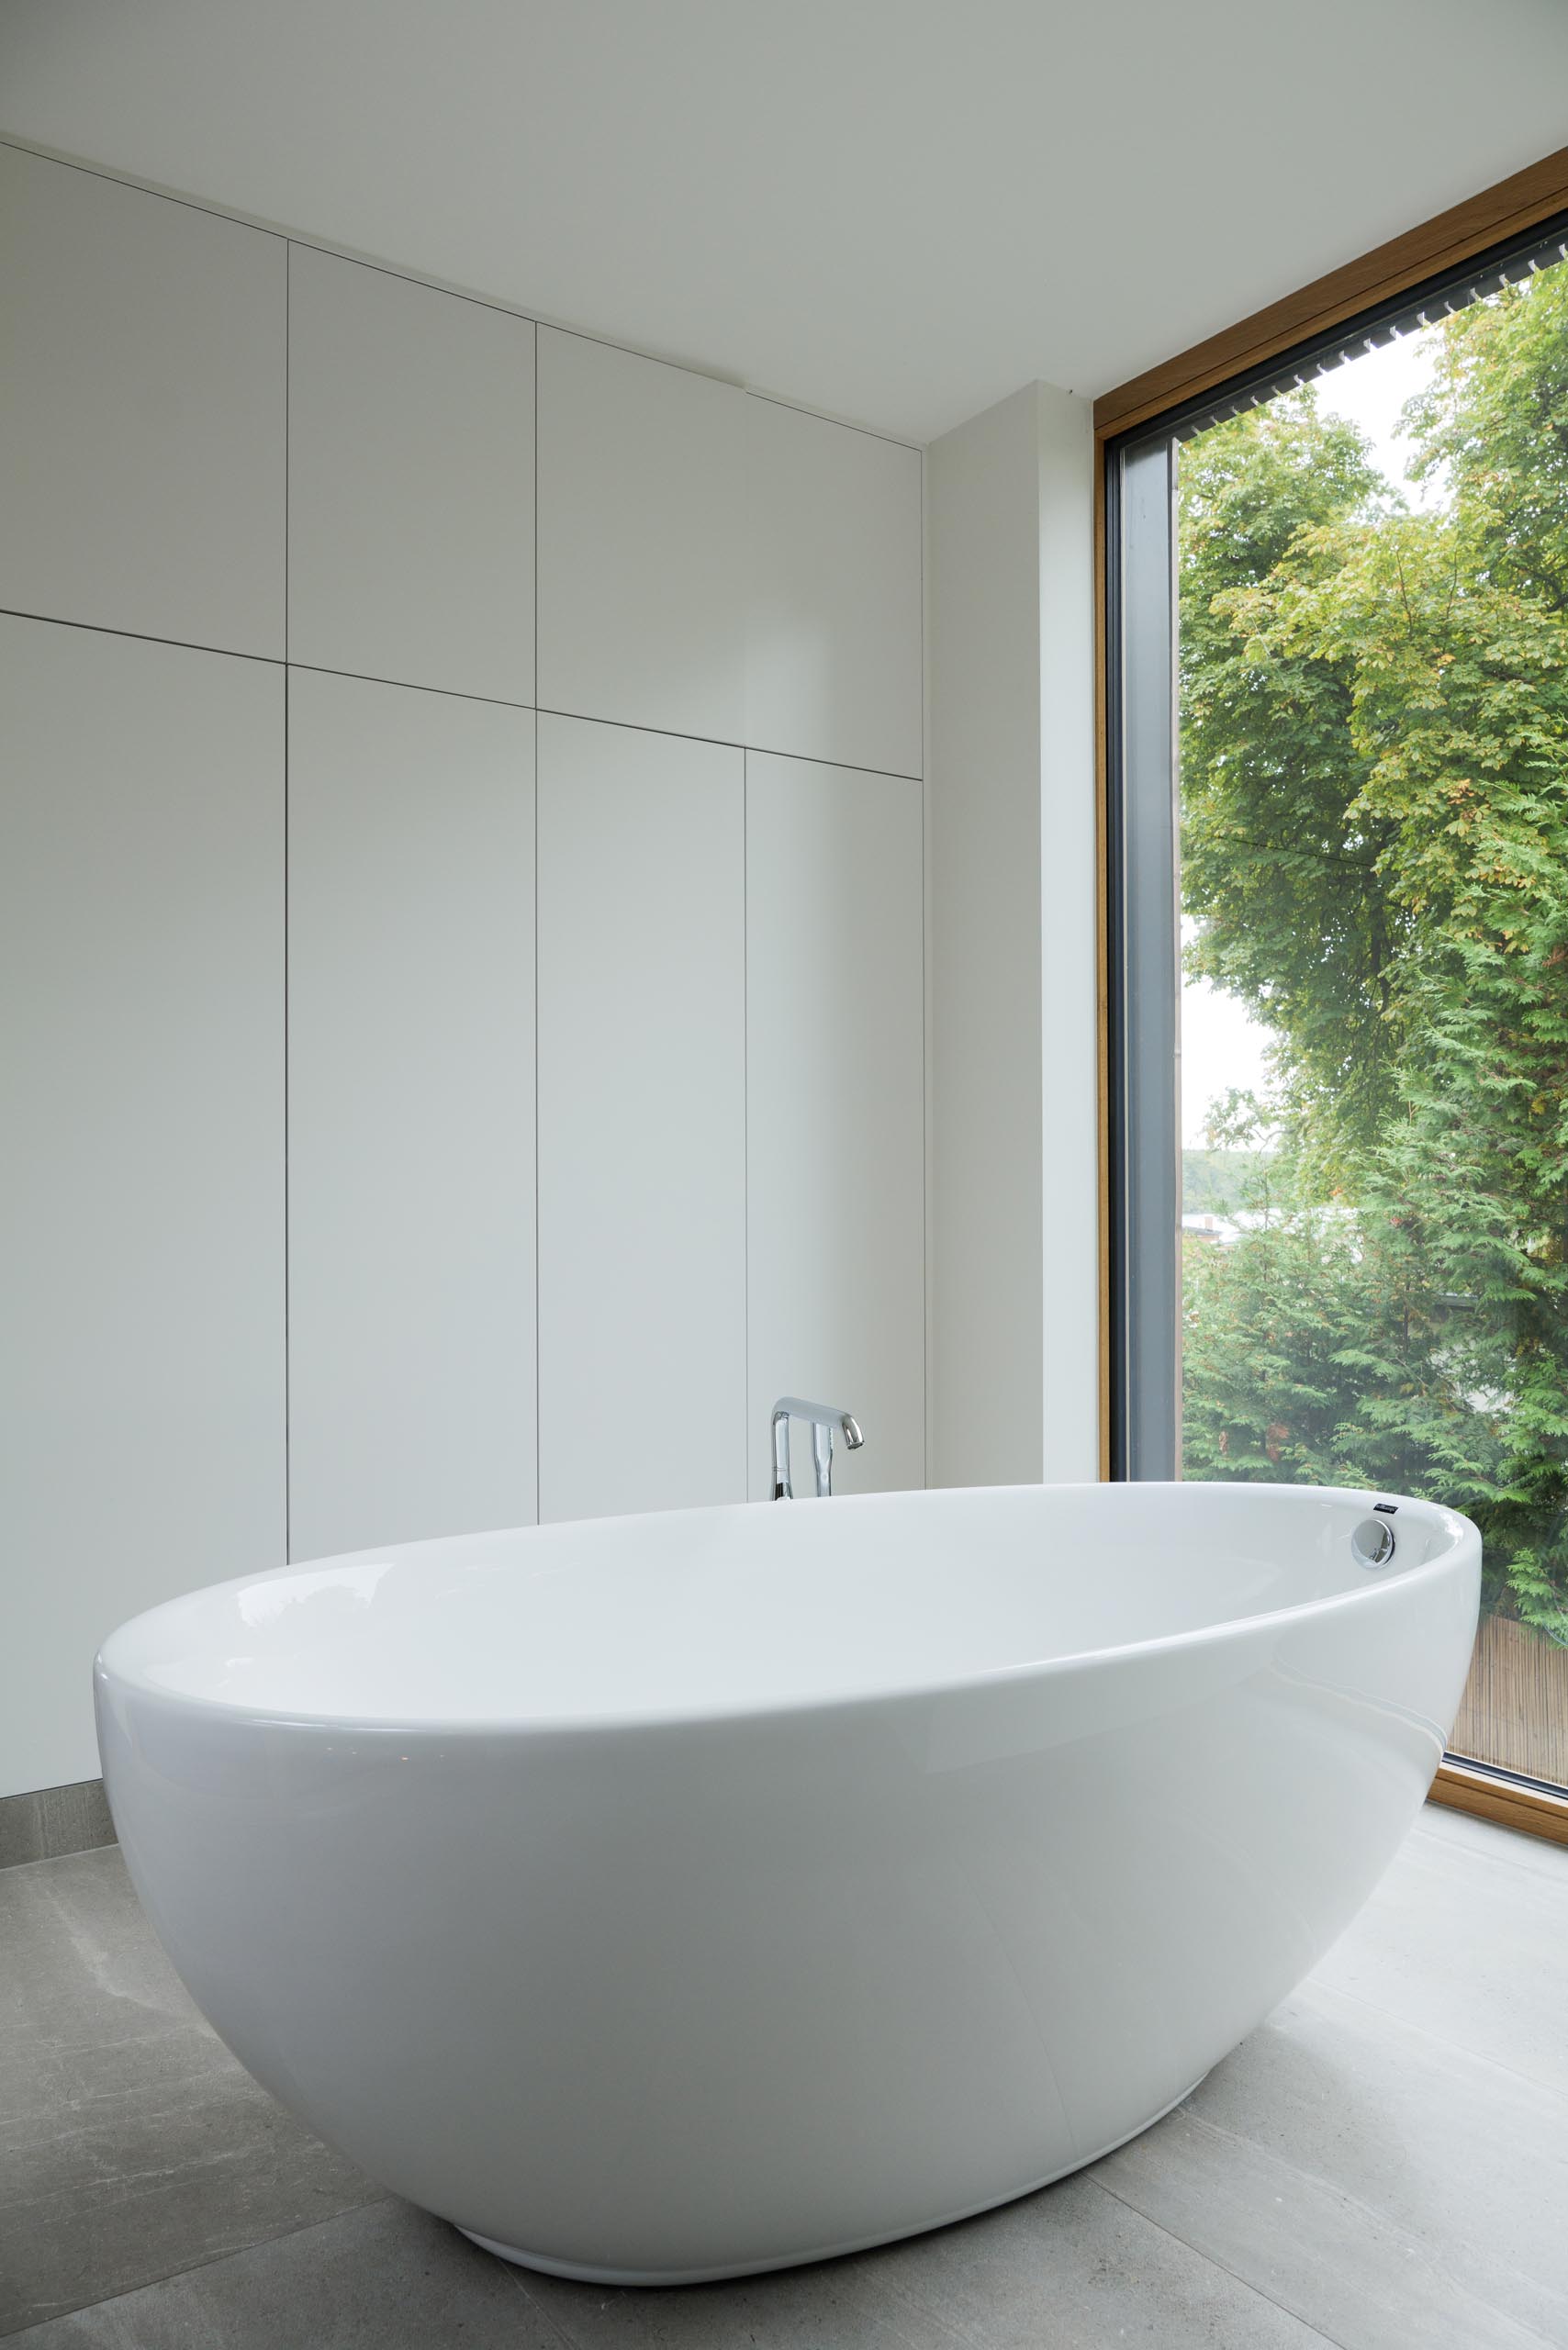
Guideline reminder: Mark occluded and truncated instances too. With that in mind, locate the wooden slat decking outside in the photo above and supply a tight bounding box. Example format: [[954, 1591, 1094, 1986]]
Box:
[[1450, 1608, 1568, 1790]]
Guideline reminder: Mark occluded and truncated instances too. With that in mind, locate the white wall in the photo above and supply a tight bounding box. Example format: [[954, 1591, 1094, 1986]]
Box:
[[0, 139, 926, 1796], [925, 382, 1098, 1490], [0, 144, 285, 654]]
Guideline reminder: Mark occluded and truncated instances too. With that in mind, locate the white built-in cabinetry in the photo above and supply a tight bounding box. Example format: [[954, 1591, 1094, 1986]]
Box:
[[0, 145, 286, 656], [536, 329, 747, 742], [286, 670, 538, 1561], [1, 615, 286, 1796], [537, 716, 747, 1522], [745, 398, 924, 779], [286, 246, 536, 703], [1, 139, 926, 1792], [745, 755, 927, 1498]]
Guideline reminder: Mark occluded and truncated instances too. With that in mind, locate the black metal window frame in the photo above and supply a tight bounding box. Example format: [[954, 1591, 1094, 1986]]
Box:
[[1104, 207, 1568, 1483]]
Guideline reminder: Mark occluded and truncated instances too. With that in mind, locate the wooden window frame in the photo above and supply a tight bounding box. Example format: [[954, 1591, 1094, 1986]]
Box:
[[1093, 144, 1568, 1848]]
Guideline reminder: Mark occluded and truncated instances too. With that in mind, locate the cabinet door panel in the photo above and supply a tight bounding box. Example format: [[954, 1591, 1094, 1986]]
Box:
[[2, 617, 284, 1795], [745, 400, 923, 779], [288, 247, 535, 703], [287, 670, 536, 1559], [537, 329, 746, 741], [746, 753, 924, 1498], [0, 146, 285, 656], [537, 715, 745, 1520]]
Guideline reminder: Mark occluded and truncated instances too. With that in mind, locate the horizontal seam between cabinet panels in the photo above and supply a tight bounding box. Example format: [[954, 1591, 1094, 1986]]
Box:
[[0, 605, 286, 666], [0, 613, 924, 783], [532, 702, 924, 781], [287, 660, 535, 711], [296, 669, 928, 785], [0, 136, 920, 452]]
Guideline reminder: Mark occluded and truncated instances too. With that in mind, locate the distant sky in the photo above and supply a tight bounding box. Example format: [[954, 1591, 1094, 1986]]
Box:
[[1179, 327, 1440, 1147], [1181, 947, 1274, 1148], [1312, 325, 1447, 511]]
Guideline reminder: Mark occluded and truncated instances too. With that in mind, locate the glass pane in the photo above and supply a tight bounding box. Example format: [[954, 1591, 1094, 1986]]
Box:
[[1175, 264, 1568, 1790]]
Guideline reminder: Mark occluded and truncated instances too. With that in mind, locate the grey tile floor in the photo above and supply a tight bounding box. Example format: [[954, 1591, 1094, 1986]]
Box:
[[2, 1803, 1564, 2348]]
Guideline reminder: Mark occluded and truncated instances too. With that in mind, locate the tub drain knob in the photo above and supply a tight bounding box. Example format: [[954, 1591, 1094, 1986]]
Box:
[[1350, 1516, 1396, 1569]]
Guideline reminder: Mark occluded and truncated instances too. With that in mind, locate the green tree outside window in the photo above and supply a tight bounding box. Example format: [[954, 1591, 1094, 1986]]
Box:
[[1179, 270, 1568, 1642]]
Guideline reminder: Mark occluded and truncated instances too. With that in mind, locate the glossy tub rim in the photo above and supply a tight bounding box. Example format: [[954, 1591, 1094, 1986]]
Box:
[[95, 1477, 1480, 1744]]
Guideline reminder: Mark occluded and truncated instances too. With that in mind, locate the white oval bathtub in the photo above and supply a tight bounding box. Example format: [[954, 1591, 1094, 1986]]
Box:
[[95, 1480, 1480, 2285]]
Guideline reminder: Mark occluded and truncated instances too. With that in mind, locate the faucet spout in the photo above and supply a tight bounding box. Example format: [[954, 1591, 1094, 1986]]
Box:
[[770, 1397, 864, 1499]]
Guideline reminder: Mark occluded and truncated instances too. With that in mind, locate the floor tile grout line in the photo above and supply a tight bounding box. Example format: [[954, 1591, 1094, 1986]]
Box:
[[0, 1841, 116, 1879], [787, 2246, 990, 2350], [1141, 2097, 1568, 2331], [1306, 1965, 1568, 2104], [507, 2256, 972, 2350], [1411, 1810, 1568, 1886], [500, 2267, 588, 2349], [838, 2287, 974, 2350], [0, 2193, 395, 2344], [867, 2247, 1055, 2350], [1084, 2172, 1354, 2350], [1301, 1965, 1568, 2108]]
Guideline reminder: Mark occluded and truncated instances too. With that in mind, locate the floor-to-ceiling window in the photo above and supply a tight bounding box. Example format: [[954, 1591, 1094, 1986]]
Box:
[[1109, 219, 1568, 1798]]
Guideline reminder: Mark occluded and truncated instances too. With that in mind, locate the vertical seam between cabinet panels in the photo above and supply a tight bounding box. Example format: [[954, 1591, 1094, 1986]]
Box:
[[743, 751, 751, 1502], [916, 447, 929, 1492], [532, 335, 542, 1527], [282, 243, 292, 1561], [532, 323, 540, 708], [533, 708, 541, 1527]]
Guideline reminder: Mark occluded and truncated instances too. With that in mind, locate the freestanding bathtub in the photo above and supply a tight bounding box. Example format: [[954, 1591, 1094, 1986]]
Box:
[[96, 1480, 1480, 2285]]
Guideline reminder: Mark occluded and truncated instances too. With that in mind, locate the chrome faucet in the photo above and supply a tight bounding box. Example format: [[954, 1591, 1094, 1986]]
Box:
[[770, 1397, 864, 1499]]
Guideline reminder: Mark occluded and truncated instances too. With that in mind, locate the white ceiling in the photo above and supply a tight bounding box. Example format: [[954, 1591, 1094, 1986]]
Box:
[[4, 0, 1567, 445]]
